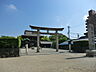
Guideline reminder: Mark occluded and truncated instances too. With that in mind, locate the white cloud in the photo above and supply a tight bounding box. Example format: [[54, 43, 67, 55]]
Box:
[[83, 14, 88, 21], [7, 4, 17, 10]]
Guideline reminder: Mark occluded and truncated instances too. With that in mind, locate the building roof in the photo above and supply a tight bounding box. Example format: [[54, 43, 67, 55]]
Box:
[[59, 41, 69, 45], [59, 39, 88, 45], [72, 38, 88, 42], [59, 40, 73, 45], [59, 38, 96, 46], [40, 41, 52, 44]]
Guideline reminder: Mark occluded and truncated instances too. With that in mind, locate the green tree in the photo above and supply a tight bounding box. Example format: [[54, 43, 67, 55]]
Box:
[[49, 35, 68, 48], [41, 36, 50, 41], [17, 36, 23, 48], [0, 36, 16, 39], [49, 35, 68, 43], [59, 35, 68, 43], [0, 36, 18, 48], [49, 35, 56, 41]]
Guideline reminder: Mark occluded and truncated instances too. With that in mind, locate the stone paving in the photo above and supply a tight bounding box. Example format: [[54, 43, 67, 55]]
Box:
[[20, 48, 69, 56], [0, 48, 96, 72]]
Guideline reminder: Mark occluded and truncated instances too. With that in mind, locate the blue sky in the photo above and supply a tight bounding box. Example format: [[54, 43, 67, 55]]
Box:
[[0, 0, 96, 38]]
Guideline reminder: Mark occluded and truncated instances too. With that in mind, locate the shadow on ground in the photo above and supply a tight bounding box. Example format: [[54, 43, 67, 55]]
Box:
[[66, 56, 86, 60]]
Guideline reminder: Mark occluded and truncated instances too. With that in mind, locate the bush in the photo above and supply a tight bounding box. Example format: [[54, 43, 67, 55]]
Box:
[[0, 39, 18, 48], [0, 36, 20, 57]]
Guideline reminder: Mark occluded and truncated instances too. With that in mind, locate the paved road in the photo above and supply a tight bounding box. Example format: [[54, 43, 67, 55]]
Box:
[[0, 48, 96, 72]]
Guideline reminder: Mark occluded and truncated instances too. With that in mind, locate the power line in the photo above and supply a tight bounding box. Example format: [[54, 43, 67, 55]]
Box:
[[70, 24, 83, 29]]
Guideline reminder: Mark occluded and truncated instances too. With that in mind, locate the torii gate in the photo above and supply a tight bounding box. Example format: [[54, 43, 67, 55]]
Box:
[[29, 25, 64, 52]]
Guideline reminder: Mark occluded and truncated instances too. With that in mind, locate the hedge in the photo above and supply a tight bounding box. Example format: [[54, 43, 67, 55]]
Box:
[[0, 39, 20, 58]]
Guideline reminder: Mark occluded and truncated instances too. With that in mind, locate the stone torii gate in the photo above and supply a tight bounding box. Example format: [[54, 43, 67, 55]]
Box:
[[29, 25, 64, 52]]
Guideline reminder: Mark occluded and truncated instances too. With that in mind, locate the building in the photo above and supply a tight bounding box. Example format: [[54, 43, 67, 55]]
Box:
[[59, 38, 89, 52], [21, 30, 53, 48]]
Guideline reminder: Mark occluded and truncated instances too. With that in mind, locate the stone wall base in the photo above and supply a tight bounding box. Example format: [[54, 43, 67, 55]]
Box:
[[86, 50, 96, 57]]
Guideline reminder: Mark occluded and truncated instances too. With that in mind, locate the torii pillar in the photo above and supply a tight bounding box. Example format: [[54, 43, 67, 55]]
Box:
[[56, 30, 59, 52], [37, 29, 40, 52]]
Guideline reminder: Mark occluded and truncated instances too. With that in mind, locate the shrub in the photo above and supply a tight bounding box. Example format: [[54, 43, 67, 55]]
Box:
[[0, 36, 20, 57]]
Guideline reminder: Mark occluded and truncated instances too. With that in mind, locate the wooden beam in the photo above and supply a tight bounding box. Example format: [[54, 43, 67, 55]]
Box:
[[25, 30, 63, 35], [29, 25, 64, 31]]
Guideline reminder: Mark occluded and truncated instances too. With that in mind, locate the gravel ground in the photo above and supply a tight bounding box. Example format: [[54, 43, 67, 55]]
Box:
[[0, 48, 96, 72]]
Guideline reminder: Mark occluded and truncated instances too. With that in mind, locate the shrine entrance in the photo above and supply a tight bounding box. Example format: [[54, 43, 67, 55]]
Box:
[[29, 25, 64, 53]]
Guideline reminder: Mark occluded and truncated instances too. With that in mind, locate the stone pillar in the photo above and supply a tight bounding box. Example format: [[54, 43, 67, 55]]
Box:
[[25, 44, 28, 55], [69, 43, 71, 52], [37, 29, 40, 52], [86, 23, 96, 57], [56, 31, 59, 52], [68, 40, 72, 52], [88, 24, 95, 50]]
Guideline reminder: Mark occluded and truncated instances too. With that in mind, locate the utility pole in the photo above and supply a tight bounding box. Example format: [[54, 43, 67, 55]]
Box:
[[68, 26, 70, 39], [68, 26, 71, 52], [77, 33, 79, 39]]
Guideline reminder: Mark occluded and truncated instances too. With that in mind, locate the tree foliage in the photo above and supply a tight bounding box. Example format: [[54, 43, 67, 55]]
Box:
[[0, 36, 20, 57], [49, 35, 68, 43], [0, 36, 22, 48], [0, 36, 16, 39], [41, 36, 50, 41], [17, 36, 23, 48], [40, 35, 68, 48], [48, 35, 68, 48]]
